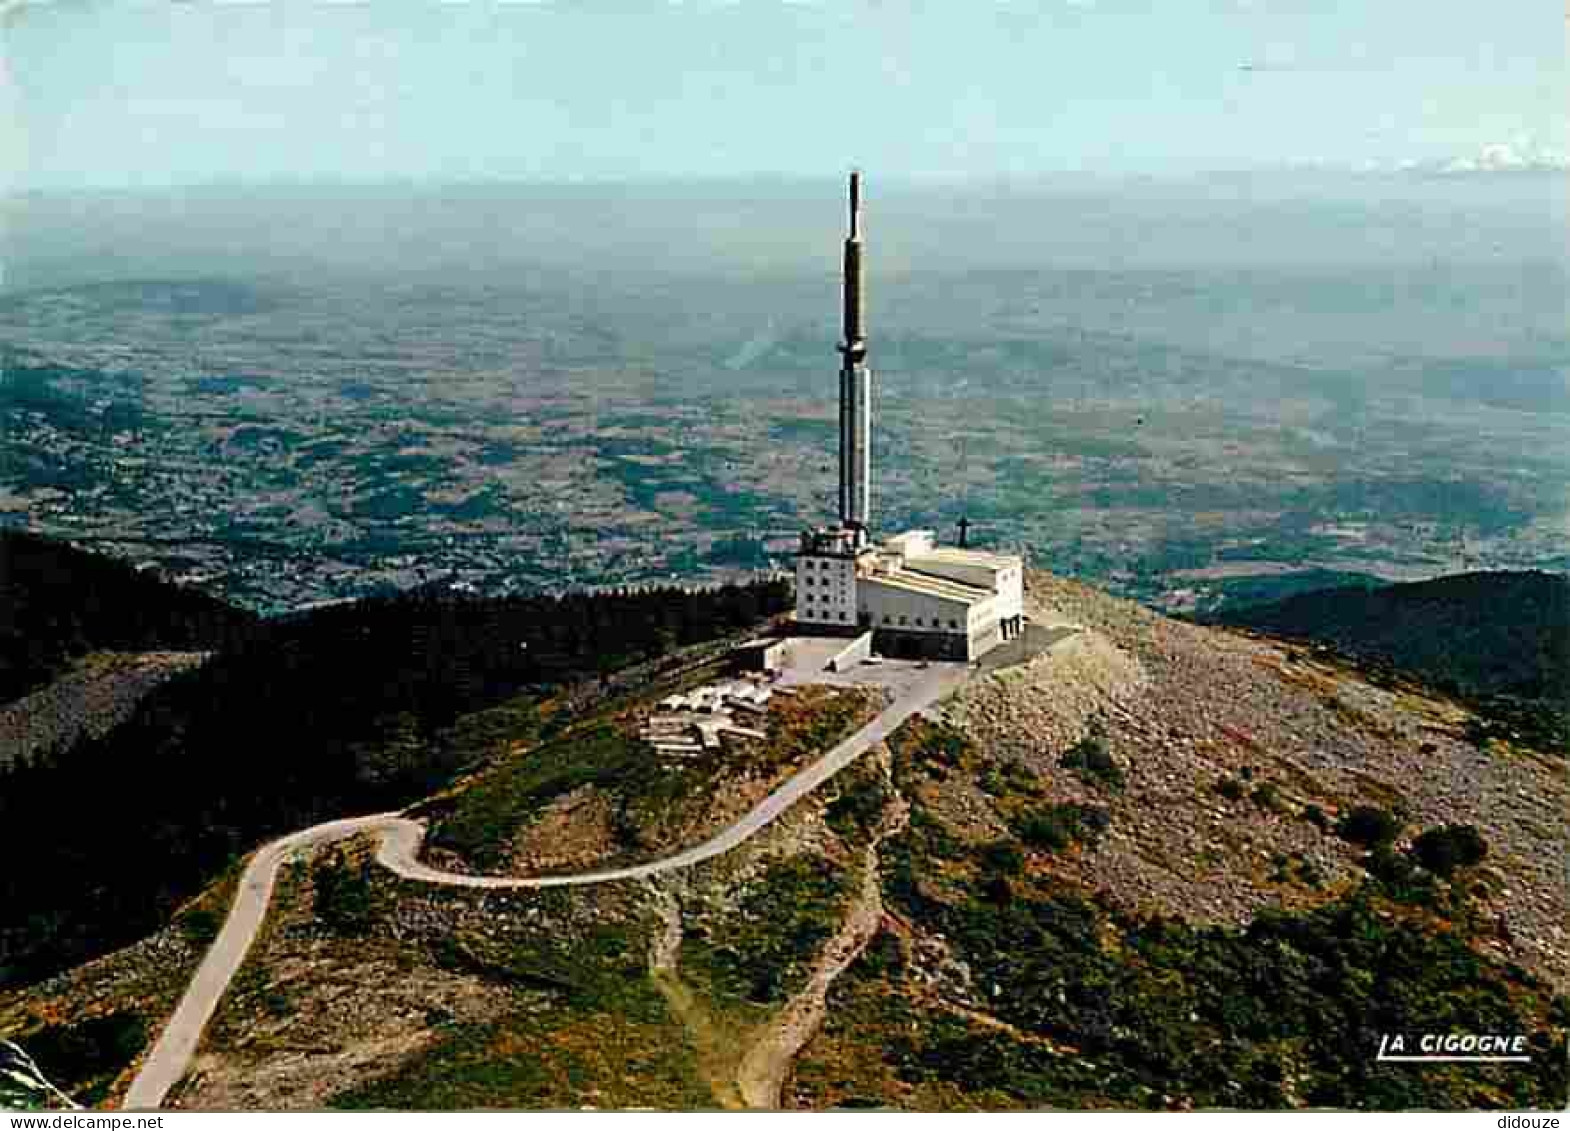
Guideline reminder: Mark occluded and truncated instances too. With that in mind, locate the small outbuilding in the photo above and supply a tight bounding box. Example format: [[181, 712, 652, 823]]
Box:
[[732, 637, 791, 675]]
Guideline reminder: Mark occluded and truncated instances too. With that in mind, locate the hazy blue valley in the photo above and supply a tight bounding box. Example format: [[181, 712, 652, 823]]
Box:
[[2, 172, 1564, 613]]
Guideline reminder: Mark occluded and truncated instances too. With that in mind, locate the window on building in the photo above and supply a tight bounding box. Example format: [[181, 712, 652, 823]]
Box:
[[899, 616, 907, 626], [949, 619, 959, 629]]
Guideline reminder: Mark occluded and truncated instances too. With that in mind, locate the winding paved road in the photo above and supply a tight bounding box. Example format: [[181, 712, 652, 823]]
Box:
[[122, 663, 968, 1111]]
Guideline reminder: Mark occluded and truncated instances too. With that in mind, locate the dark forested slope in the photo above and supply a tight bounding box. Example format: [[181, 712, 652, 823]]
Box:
[[1203, 570, 1567, 700], [1202, 570, 1568, 751], [0, 531, 258, 705], [0, 534, 788, 985]]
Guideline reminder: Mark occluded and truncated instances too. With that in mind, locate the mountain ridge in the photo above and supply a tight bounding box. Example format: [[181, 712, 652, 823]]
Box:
[[1, 542, 1564, 1110], [1199, 569, 1567, 700], [1199, 569, 1567, 753]]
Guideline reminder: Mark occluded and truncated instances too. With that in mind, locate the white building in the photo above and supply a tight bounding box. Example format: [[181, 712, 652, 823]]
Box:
[[794, 526, 862, 630], [861, 530, 1024, 660], [794, 528, 1024, 661]]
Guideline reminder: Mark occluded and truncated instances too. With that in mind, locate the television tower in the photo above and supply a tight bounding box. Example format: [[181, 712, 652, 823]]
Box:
[[837, 171, 872, 543]]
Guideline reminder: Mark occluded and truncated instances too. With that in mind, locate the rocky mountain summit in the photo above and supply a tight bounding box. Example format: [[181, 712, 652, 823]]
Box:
[[2, 567, 1564, 1111]]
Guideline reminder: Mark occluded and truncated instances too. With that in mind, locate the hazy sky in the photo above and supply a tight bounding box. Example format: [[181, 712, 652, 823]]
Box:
[[4, 1, 1565, 190]]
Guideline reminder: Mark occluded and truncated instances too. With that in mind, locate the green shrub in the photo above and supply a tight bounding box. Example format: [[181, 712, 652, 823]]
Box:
[[687, 856, 847, 1005], [1270, 851, 1326, 889], [978, 766, 1009, 796], [1365, 844, 1437, 905], [1014, 804, 1110, 852], [826, 773, 888, 837], [1002, 761, 1042, 798], [1410, 825, 1488, 877], [981, 872, 1014, 906], [176, 907, 222, 946], [979, 840, 1025, 876], [913, 725, 968, 768], [1060, 727, 1124, 791], [1015, 811, 1072, 851], [863, 753, 1570, 1112], [1216, 777, 1246, 802], [1467, 697, 1569, 755], [1250, 781, 1289, 814], [1301, 803, 1330, 831], [1297, 855, 1325, 889], [1337, 805, 1402, 848], [312, 847, 382, 936]]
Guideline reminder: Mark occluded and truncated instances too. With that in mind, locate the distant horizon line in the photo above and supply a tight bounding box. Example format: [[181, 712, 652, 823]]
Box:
[[13, 163, 1566, 198]]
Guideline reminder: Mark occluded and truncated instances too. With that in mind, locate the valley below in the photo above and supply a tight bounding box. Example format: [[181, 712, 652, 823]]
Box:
[[3, 248, 1566, 616]]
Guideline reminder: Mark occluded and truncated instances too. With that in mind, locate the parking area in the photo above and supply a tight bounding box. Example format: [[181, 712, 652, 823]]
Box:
[[769, 619, 1085, 697], [772, 634, 967, 697], [771, 636, 852, 684]]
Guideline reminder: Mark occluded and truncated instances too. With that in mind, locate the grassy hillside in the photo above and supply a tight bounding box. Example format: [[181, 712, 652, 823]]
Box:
[[421, 682, 881, 874], [0, 530, 258, 705]]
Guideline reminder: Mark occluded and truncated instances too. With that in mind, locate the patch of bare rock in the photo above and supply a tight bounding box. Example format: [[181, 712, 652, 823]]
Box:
[[943, 572, 1567, 988]]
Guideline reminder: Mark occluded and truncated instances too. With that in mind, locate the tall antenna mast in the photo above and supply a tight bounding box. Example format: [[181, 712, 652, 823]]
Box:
[[954, 435, 971, 548], [837, 170, 872, 542]]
